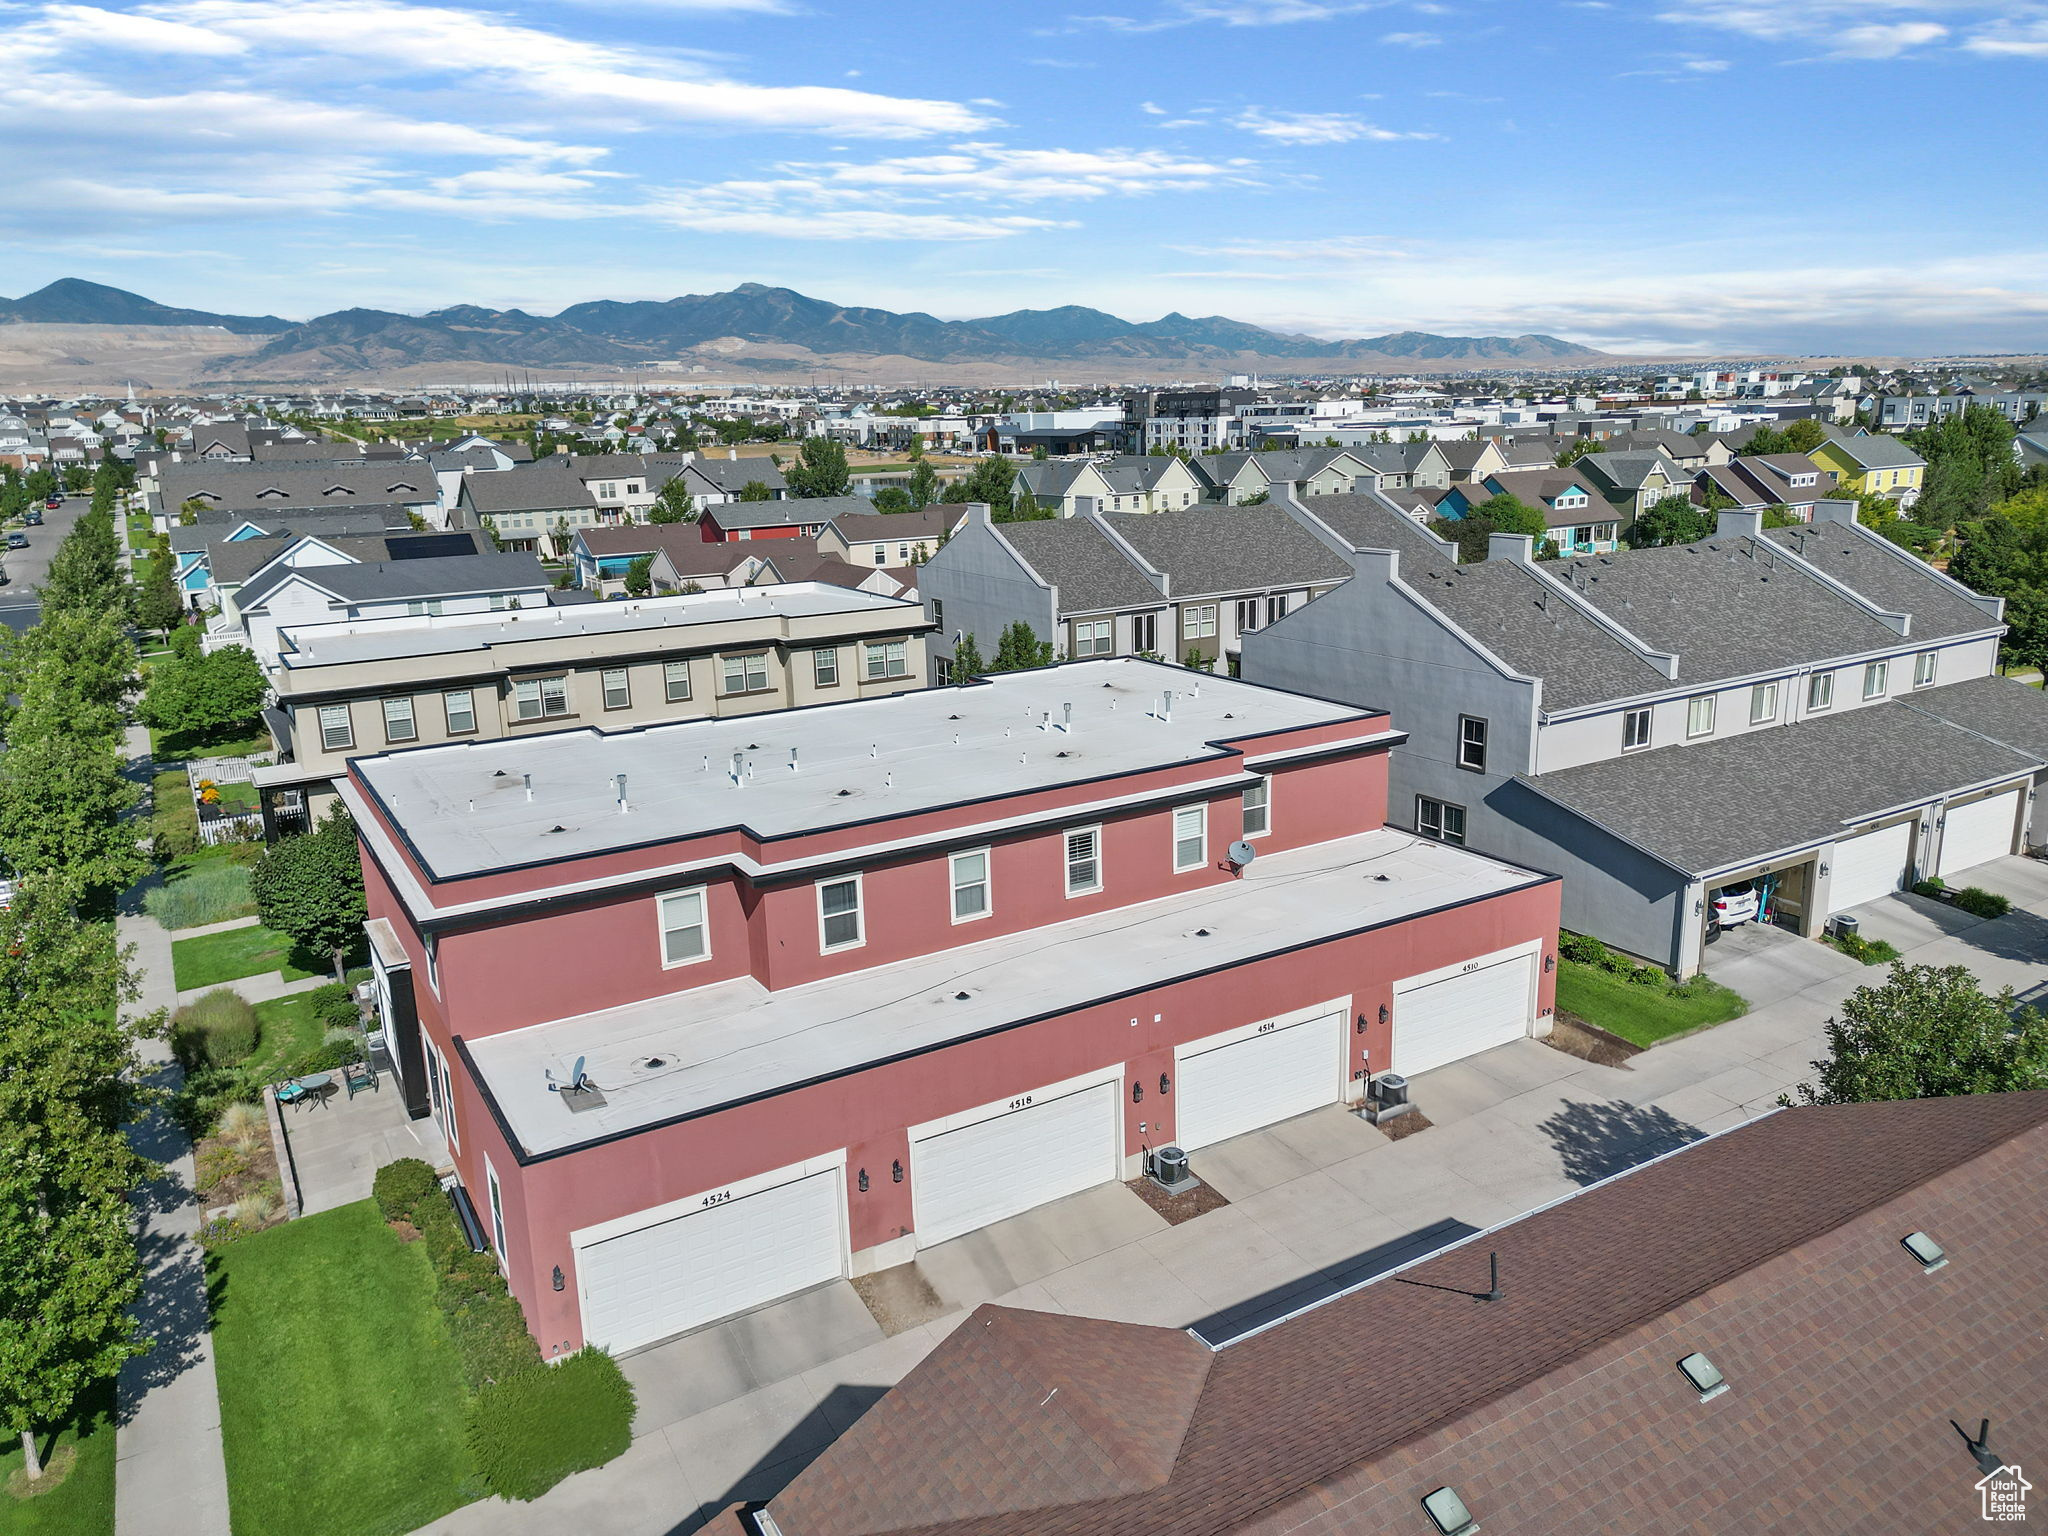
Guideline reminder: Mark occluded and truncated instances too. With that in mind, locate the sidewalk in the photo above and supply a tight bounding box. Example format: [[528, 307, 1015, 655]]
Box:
[[115, 722, 232, 1536]]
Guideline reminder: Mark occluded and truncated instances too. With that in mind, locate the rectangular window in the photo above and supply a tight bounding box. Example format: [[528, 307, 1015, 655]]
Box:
[[485, 1158, 506, 1261], [1863, 660, 1888, 700], [1172, 803, 1208, 872], [934, 656, 954, 686], [318, 703, 354, 751], [657, 888, 709, 967], [864, 640, 909, 680], [1181, 604, 1217, 639], [601, 667, 631, 710], [1457, 715, 1488, 772], [1073, 619, 1111, 658], [818, 876, 864, 952], [1750, 681, 1779, 724], [720, 653, 769, 694], [1236, 598, 1261, 634], [1065, 826, 1102, 895], [442, 688, 475, 735], [949, 848, 991, 922], [1622, 707, 1652, 752], [1417, 795, 1467, 846], [873, 547, 887, 565], [1131, 612, 1158, 654], [664, 660, 692, 702], [381, 695, 417, 744], [512, 676, 569, 720], [1266, 593, 1288, 625], [1913, 650, 1937, 688], [1241, 777, 1271, 838], [405, 599, 444, 617], [812, 648, 839, 688], [1687, 694, 1715, 738], [1808, 671, 1834, 710], [932, 599, 944, 631]]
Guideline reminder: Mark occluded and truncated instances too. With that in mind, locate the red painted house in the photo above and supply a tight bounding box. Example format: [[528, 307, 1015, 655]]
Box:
[[698, 494, 867, 543], [342, 659, 1560, 1358]]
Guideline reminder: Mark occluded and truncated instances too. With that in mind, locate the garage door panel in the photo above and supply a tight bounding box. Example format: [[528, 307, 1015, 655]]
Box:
[[1393, 955, 1534, 1078], [913, 1082, 1118, 1248], [1176, 1012, 1343, 1152], [1939, 790, 2020, 879], [1830, 821, 1913, 911], [578, 1170, 843, 1352]]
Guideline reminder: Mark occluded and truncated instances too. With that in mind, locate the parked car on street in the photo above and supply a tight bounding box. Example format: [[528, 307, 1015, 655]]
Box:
[[23, 510, 42, 525], [6, 533, 27, 550]]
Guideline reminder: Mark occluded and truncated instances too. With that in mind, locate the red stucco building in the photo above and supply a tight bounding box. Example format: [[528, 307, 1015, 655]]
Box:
[[343, 659, 1559, 1358]]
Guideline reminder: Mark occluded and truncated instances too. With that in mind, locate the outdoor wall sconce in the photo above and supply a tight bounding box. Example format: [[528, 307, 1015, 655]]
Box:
[[1378, 1003, 1390, 1026], [858, 1168, 870, 1193], [1693, 897, 1705, 916], [551, 1265, 564, 1293], [1355, 1013, 1367, 1034], [1132, 1080, 1145, 1103], [891, 1160, 904, 1183], [1819, 861, 1831, 879], [1159, 1072, 1171, 1096], [1544, 953, 1556, 973]]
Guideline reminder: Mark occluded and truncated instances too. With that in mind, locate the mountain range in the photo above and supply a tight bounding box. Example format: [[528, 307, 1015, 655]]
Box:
[[0, 278, 1607, 374]]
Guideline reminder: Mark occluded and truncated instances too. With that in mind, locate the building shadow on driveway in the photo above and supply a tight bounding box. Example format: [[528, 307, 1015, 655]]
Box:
[[1537, 1099, 1704, 1187], [1187, 1218, 1484, 1348], [673, 1384, 889, 1536]]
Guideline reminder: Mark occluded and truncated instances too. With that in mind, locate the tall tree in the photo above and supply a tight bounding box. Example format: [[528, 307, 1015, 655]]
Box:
[[1786, 962, 2048, 1104], [250, 806, 368, 982], [785, 438, 852, 499], [1626, 495, 1718, 549], [0, 735, 146, 906], [137, 646, 268, 748], [1781, 417, 1829, 453], [623, 554, 655, 597], [906, 460, 939, 510], [1741, 423, 1794, 458], [951, 633, 986, 678], [941, 457, 1016, 520], [737, 480, 776, 503], [133, 556, 184, 638], [990, 621, 1055, 672], [647, 478, 696, 524]]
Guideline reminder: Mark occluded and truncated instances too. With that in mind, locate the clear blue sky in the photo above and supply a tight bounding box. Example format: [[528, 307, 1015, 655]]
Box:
[[3, 0, 2045, 355]]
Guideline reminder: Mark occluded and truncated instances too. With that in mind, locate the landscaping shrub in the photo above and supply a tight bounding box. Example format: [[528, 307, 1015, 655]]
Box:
[[170, 988, 260, 1070], [1557, 930, 1609, 966], [218, 1101, 267, 1149], [144, 860, 256, 929], [373, 1158, 442, 1224], [296, 1036, 364, 1073], [1952, 885, 2012, 920], [310, 981, 362, 1032], [464, 1350, 636, 1503], [1626, 964, 1668, 987], [1912, 877, 1947, 898], [152, 774, 201, 858], [1832, 930, 1902, 966]]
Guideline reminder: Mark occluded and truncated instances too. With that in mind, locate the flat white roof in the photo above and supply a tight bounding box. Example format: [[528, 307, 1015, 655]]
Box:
[[354, 659, 1370, 879], [466, 828, 1544, 1157], [275, 583, 917, 669]]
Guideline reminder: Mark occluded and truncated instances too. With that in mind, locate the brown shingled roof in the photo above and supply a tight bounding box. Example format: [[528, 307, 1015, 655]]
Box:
[[763, 1092, 2048, 1536]]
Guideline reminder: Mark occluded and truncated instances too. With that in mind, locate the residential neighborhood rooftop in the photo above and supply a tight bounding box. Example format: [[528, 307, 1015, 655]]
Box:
[[348, 658, 1379, 878]]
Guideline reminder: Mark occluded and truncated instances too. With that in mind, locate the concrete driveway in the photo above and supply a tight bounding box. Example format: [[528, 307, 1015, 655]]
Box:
[[414, 855, 2048, 1536]]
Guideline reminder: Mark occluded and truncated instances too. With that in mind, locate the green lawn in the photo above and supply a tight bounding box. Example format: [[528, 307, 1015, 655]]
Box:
[[244, 991, 332, 1083], [150, 726, 271, 765], [172, 925, 329, 990], [211, 1203, 481, 1536], [1554, 959, 1748, 1048], [0, 1381, 116, 1536]]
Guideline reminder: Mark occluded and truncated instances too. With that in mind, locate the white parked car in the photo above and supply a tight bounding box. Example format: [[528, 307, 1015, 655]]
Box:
[[1710, 880, 1759, 928]]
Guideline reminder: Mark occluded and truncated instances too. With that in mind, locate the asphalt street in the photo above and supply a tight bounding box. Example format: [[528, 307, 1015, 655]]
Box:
[[0, 490, 94, 632]]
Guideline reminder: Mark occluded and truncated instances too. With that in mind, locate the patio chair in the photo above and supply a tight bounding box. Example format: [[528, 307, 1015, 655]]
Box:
[[344, 1060, 378, 1099], [273, 1078, 308, 1109]]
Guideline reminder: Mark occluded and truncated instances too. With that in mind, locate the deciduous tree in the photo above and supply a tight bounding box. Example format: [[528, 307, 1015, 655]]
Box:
[[251, 806, 368, 983], [785, 438, 851, 499], [137, 645, 267, 746], [1786, 962, 2048, 1104], [1625, 495, 1717, 549]]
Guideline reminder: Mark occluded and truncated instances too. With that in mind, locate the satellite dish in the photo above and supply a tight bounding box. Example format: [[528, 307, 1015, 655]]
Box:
[[1227, 840, 1258, 868], [571, 1055, 588, 1089]]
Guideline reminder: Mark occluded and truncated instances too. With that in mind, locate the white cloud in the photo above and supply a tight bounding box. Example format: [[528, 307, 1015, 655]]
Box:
[[1830, 20, 1948, 55], [1231, 109, 1436, 144], [1072, 0, 1395, 32], [1966, 19, 2048, 54], [1379, 30, 1441, 45], [1141, 101, 1167, 113], [1653, 2, 2048, 59]]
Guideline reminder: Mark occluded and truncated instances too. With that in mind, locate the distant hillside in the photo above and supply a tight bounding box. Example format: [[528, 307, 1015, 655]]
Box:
[[0, 278, 287, 334], [0, 274, 1613, 376]]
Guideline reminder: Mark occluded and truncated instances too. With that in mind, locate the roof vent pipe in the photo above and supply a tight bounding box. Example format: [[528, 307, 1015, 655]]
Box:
[[522, 773, 533, 802], [730, 750, 745, 786], [1161, 689, 1175, 722], [789, 747, 799, 773], [613, 774, 628, 814], [1063, 702, 1073, 732]]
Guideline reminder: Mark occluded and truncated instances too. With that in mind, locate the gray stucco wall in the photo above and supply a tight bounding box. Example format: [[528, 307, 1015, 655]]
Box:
[[915, 511, 1058, 675], [1242, 555, 1691, 966]]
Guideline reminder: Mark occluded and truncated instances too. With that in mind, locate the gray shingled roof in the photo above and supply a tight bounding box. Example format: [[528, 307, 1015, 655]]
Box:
[[995, 520, 1162, 614], [1522, 699, 2040, 875], [1102, 506, 1353, 598], [1765, 522, 2002, 643], [689, 457, 788, 494], [1554, 536, 1908, 686], [711, 494, 866, 530], [458, 465, 594, 514], [157, 463, 437, 511], [238, 551, 548, 611], [171, 507, 394, 555], [1418, 562, 1672, 711], [1898, 674, 2048, 761], [1817, 433, 1926, 471]]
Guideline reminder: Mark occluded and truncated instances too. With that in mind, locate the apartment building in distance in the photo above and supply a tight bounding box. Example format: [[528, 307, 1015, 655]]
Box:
[[252, 584, 931, 835], [341, 660, 1559, 1357]]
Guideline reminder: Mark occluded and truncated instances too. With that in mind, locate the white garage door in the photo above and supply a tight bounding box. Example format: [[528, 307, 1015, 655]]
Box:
[[912, 1080, 1118, 1247], [1393, 953, 1535, 1077], [1175, 1011, 1343, 1152], [1939, 789, 2021, 879], [575, 1167, 843, 1353], [1830, 820, 1914, 911]]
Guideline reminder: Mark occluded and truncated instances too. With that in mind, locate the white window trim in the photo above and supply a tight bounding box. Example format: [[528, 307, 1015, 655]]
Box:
[[1808, 672, 1834, 712], [817, 873, 866, 954], [484, 1154, 507, 1272], [949, 847, 992, 925], [664, 659, 692, 702], [1172, 802, 1209, 872], [1686, 694, 1715, 738], [601, 667, 631, 711], [443, 689, 475, 734], [1064, 825, 1104, 897], [1241, 777, 1271, 839], [1863, 661, 1888, 700], [1622, 707, 1652, 752], [1750, 682, 1779, 725], [1913, 650, 1937, 688], [318, 703, 354, 752], [656, 886, 711, 970]]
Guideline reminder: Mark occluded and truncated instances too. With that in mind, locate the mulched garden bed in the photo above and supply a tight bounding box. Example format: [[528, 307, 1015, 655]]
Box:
[[1126, 1174, 1232, 1226], [1542, 1011, 1642, 1068], [1373, 1109, 1435, 1142]]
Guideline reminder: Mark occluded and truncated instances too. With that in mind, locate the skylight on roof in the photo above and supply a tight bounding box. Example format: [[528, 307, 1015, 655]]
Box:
[[1677, 1352, 1728, 1401], [1421, 1487, 1478, 1535], [1902, 1230, 1948, 1272]]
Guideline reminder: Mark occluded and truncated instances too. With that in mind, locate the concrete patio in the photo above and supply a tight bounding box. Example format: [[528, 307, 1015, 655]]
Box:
[[406, 855, 2048, 1536], [277, 1072, 447, 1216]]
